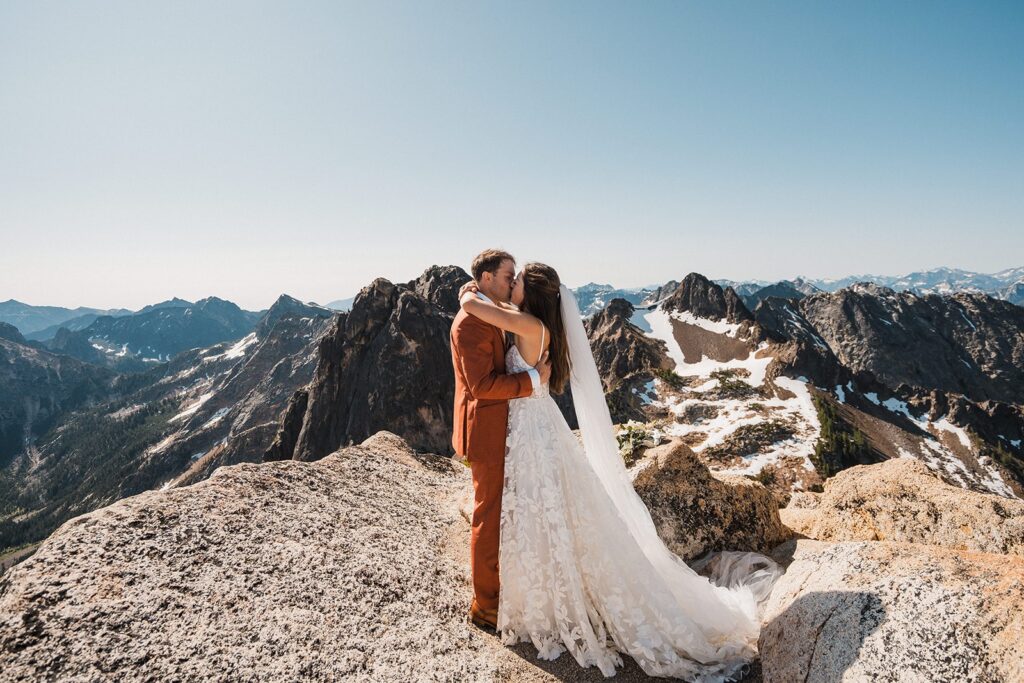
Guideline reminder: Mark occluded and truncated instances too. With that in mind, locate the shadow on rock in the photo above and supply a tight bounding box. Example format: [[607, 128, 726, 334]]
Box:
[[503, 638, 765, 682], [759, 590, 884, 682]]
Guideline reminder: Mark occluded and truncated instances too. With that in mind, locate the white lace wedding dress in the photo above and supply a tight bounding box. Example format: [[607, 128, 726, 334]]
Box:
[[496, 304, 782, 682]]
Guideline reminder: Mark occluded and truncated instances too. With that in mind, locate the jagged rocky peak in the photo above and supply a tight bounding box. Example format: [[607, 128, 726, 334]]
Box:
[[255, 294, 334, 339], [0, 322, 25, 344], [268, 267, 467, 462], [662, 272, 754, 324], [595, 296, 637, 321], [405, 264, 472, 316], [346, 277, 401, 340], [585, 298, 671, 392]]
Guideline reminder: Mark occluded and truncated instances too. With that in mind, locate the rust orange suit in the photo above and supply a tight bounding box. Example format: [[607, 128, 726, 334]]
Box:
[[450, 308, 534, 611]]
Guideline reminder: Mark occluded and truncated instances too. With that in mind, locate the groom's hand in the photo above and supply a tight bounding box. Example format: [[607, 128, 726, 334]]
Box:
[[537, 350, 552, 385]]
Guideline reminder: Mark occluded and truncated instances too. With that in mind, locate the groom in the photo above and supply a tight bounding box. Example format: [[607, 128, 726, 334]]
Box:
[[450, 249, 551, 630]]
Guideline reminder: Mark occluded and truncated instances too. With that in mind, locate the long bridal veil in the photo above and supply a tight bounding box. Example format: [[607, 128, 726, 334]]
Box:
[[557, 283, 783, 618]]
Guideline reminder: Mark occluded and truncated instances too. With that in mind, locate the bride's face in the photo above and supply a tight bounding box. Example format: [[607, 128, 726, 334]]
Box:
[[511, 270, 526, 308]]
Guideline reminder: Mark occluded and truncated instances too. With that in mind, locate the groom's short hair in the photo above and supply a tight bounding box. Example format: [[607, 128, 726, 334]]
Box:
[[471, 249, 515, 281]]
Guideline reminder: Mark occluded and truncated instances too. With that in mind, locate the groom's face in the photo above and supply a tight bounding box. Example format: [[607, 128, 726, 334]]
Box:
[[484, 258, 516, 303]]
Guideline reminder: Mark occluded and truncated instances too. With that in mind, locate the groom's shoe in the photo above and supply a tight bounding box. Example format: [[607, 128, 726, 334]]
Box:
[[468, 599, 498, 630]]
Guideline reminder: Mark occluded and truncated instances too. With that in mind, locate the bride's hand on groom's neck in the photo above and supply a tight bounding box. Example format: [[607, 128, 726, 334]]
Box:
[[459, 280, 480, 306]]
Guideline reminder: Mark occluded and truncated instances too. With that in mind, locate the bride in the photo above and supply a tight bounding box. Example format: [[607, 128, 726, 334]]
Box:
[[457, 262, 783, 681]]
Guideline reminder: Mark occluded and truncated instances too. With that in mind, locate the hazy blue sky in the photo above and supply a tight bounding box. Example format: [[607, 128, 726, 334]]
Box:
[[2, 1, 1022, 310]]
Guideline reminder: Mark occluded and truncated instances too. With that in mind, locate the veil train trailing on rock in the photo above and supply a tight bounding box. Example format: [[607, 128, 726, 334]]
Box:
[[495, 284, 784, 680], [561, 281, 783, 606]]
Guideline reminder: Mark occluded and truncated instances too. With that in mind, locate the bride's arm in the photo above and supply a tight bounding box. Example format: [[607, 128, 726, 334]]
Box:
[[459, 291, 539, 338]]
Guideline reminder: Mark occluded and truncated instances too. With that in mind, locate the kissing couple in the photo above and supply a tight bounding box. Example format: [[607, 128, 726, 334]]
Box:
[[449, 249, 783, 681]]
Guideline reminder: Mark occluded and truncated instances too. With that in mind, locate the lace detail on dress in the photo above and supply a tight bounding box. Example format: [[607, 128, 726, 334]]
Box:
[[497, 345, 762, 681], [505, 344, 549, 400]]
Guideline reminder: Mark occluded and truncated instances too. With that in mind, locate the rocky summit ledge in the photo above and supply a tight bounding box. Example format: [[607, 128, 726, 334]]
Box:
[[3, 430, 1023, 681], [761, 539, 1024, 682], [0, 432, 664, 682]]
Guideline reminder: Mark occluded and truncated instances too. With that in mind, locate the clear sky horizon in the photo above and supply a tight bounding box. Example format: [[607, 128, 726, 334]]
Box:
[[2, 1, 1022, 310]]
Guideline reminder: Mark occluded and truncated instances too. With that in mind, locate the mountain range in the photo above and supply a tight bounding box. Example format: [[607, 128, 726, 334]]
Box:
[[572, 266, 1024, 321], [1, 264, 1023, 560]]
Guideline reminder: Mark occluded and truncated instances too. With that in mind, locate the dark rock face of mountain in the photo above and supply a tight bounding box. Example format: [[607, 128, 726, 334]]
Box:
[[752, 297, 849, 388], [585, 299, 672, 389], [0, 322, 25, 344], [272, 268, 472, 462], [742, 280, 820, 310], [754, 296, 817, 344], [0, 337, 115, 465], [406, 265, 473, 316], [662, 273, 755, 325], [752, 284, 1024, 409], [583, 299, 672, 423], [169, 311, 337, 484], [49, 296, 261, 367], [47, 327, 108, 365], [799, 285, 1024, 405]]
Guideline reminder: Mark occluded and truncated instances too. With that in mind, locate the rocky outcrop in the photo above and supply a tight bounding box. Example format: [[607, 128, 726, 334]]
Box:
[[781, 457, 1024, 555], [0, 322, 25, 345], [662, 273, 755, 325], [263, 389, 308, 462], [0, 433, 489, 680], [0, 431, 691, 682], [406, 264, 472, 315], [799, 285, 1024, 405], [586, 299, 672, 382], [630, 440, 793, 560], [584, 298, 672, 423], [585, 299, 671, 386], [275, 267, 469, 461], [759, 539, 1024, 682]]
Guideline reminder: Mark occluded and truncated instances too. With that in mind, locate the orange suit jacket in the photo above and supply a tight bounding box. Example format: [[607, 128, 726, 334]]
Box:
[[450, 308, 533, 463]]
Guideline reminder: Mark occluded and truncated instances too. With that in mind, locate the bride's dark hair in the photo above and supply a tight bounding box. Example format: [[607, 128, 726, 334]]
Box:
[[520, 262, 571, 394]]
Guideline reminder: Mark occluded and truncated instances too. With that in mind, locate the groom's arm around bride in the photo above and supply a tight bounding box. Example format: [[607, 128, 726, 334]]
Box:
[[450, 307, 532, 463]]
